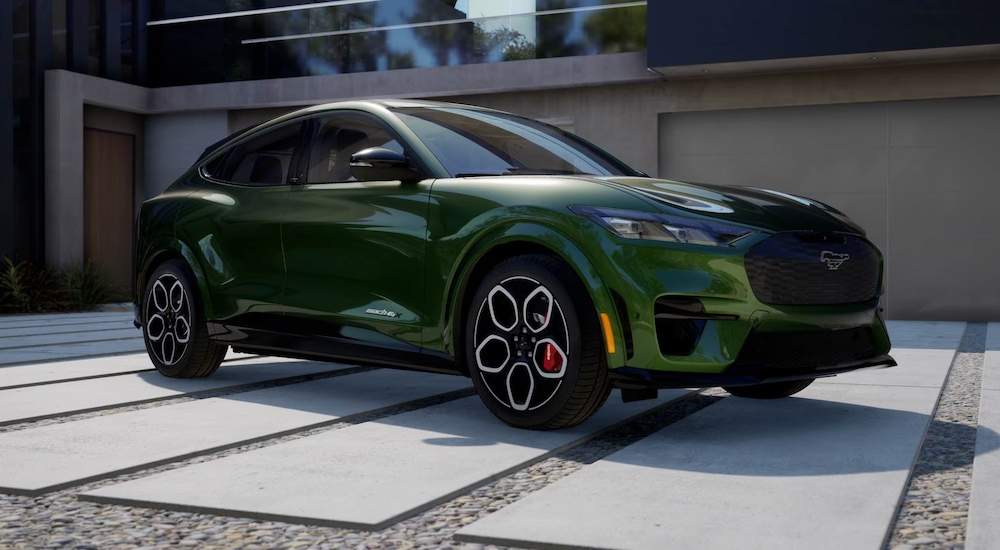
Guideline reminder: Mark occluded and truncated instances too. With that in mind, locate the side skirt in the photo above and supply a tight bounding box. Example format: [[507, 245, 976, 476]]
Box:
[[206, 321, 463, 377]]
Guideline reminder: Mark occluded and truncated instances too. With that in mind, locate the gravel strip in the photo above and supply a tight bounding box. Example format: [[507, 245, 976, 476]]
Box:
[[0, 389, 724, 549], [886, 323, 987, 550]]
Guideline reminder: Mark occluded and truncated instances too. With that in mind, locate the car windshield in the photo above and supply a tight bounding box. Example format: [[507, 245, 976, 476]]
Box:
[[392, 106, 643, 178]]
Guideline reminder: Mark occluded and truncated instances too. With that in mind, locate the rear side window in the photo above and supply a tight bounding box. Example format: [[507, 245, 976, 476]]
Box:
[[213, 121, 306, 186]]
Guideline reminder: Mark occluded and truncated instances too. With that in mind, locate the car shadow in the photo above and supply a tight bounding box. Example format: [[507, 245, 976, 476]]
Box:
[[596, 396, 998, 477], [134, 356, 996, 480]]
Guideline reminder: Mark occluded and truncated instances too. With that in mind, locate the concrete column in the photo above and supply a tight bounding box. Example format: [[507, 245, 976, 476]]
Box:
[[44, 72, 86, 268]]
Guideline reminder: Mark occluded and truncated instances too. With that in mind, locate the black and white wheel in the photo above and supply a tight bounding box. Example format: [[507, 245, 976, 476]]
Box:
[[466, 255, 611, 430], [724, 378, 815, 399], [143, 259, 227, 378]]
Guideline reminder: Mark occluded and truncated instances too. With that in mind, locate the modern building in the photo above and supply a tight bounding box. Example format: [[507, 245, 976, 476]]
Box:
[[2, 0, 999, 320]]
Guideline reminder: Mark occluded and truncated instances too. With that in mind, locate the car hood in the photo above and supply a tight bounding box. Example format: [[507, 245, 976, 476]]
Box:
[[594, 176, 866, 235]]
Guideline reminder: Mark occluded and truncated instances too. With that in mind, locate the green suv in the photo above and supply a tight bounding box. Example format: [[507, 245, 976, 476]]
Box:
[[133, 100, 894, 430]]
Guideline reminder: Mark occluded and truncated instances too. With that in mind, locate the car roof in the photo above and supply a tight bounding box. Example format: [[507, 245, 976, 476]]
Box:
[[196, 99, 494, 163]]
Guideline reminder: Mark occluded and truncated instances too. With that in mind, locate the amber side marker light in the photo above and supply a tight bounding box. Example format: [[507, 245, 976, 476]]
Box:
[[599, 313, 616, 354]]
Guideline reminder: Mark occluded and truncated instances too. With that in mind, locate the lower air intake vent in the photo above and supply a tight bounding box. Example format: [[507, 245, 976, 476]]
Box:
[[736, 328, 877, 369]]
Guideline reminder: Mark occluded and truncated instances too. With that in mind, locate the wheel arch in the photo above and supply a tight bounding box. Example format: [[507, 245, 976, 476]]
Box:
[[446, 223, 626, 371], [137, 240, 215, 322]]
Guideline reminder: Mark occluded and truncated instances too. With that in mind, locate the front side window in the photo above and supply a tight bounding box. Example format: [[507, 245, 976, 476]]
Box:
[[305, 113, 404, 184], [213, 121, 306, 186], [392, 106, 641, 178]]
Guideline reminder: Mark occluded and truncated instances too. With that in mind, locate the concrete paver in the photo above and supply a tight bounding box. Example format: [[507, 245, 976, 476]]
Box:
[[81, 390, 690, 529], [0, 339, 147, 366], [455, 351, 954, 550], [0, 353, 152, 389], [0, 359, 344, 425], [0, 328, 140, 350], [0, 312, 132, 326], [815, 347, 955, 388], [0, 369, 470, 495], [0, 314, 991, 549], [0, 350, 269, 389], [966, 323, 1000, 550], [885, 320, 966, 350], [0, 320, 132, 338]]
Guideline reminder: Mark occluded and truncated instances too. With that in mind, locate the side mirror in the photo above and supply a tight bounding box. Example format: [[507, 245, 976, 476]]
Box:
[[349, 147, 423, 183]]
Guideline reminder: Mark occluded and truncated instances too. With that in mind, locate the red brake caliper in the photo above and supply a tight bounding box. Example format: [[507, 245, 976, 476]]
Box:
[[542, 342, 563, 373]]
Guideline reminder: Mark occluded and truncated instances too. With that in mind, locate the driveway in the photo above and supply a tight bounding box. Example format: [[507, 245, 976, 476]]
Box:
[[0, 312, 997, 550]]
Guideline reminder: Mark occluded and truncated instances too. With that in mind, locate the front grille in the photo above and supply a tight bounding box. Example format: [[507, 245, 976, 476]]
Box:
[[744, 232, 880, 306], [735, 327, 877, 369]]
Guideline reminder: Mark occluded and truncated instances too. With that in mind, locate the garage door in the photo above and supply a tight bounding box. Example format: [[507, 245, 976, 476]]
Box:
[[659, 97, 1000, 321]]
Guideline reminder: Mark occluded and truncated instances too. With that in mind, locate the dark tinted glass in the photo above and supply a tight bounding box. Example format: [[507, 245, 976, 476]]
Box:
[[148, 1, 647, 86], [305, 113, 403, 184], [393, 107, 639, 178], [218, 121, 305, 186]]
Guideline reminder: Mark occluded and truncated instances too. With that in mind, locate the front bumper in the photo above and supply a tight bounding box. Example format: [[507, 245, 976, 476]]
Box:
[[610, 353, 896, 390], [590, 229, 891, 376]]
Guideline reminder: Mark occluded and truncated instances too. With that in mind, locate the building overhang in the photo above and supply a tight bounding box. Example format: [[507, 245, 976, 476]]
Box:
[[651, 44, 1000, 80], [647, 0, 1000, 80]]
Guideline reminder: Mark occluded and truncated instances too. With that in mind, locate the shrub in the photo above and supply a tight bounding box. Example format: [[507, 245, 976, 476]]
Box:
[[63, 260, 126, 310], [0, 258, 71, 313]]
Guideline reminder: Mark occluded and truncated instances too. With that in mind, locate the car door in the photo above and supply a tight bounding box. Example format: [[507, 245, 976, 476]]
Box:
[[181, 118, 308, 321], [280, 111, 432, 354]]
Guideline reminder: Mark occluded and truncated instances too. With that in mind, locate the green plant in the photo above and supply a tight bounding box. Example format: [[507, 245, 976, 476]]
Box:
[[0, 257, 71, 313], [62, 259, 125, 310]]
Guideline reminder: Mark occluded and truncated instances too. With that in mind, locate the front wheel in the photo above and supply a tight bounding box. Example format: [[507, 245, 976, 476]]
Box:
[[465, 255, 611, 430], [723, 378, 815, 399], [142, 259, 227, 378]]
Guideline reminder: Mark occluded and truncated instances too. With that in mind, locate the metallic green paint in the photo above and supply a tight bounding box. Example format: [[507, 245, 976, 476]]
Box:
[[134, 100, 891, 382], [281, 180, 432, 347]]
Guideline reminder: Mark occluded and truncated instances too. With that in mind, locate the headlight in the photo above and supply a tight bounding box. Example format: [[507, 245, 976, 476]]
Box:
[[570, 206, 757, 247]]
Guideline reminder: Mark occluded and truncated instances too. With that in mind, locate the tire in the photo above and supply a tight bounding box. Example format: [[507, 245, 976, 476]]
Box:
[[465, 254, 611, 430], [723, 378, 815, 399], [142, 259, 227, 378]]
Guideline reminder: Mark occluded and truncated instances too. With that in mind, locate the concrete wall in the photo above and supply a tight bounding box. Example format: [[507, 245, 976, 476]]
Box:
[[656, 98, 1000, 321], [228, 108, 296, 134], [44, 71, 148, 267], [83, 105, 145, 212], [144, 111, 229, 197], [445, 58, 1000, 179]]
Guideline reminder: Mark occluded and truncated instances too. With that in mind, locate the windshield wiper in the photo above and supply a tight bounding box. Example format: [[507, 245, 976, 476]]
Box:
[[502, 167, 581, 176], [453, 168, 592, 178]]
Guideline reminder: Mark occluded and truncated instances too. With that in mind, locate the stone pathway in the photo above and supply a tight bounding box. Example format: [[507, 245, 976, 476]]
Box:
[[0, 313, 995, 550]]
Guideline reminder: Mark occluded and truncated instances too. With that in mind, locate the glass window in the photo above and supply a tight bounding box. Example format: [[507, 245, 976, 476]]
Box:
[[148, 1, 647, 86], [217, 121, 306, 186], [393, 106, 640, 178], [305, 113, 403, 184]]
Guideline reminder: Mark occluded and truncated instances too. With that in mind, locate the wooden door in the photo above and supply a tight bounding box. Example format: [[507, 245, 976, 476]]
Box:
[[83, 128, 135, 289]]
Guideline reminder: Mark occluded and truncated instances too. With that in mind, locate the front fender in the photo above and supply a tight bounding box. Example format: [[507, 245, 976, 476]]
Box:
[[443, 220, 627, 369]]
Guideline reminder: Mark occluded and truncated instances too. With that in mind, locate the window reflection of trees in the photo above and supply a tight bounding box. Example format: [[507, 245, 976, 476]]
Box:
[[151, 1, 647, 85]]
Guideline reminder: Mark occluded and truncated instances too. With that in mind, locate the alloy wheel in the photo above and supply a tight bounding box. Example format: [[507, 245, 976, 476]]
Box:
[[145, 273, 191, 366], [472, 276, 571, 411]]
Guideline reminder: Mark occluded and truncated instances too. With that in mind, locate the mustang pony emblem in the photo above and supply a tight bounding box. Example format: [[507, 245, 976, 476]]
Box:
[[820, 251, 850, 271]]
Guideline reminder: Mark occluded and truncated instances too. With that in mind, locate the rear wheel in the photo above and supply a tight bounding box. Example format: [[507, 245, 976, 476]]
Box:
[[465, 255, 611, 430], [723, 378, 815, 399], [142, 259, 227, 378]]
